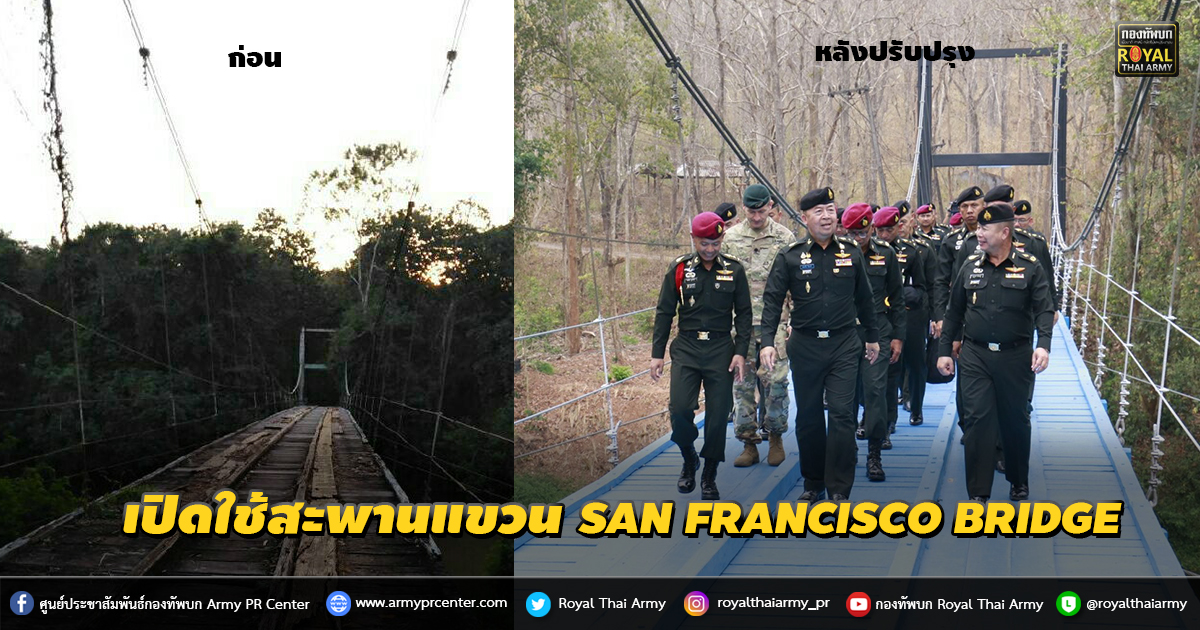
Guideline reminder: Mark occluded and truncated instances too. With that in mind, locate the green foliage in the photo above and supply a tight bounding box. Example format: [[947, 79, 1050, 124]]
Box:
[[483, 538, 514, 576], [85, 483, 154, 519], [533, 360, 555, 375], [1156, 448, 1200, 572], [0, 465, 79, 544], [515, 133, 551, 226], [632, 310, 656, 338], [0, 142, 513, 550], [608, 364, 633, 382], [515, 274, 563, 337], [515, 472, 576, 505]]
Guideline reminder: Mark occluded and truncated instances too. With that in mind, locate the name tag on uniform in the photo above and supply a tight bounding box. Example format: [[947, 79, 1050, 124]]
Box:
[[968, 268, 984, 287], [1005, 271, 1025, 279], [835, 258, 853, 267]]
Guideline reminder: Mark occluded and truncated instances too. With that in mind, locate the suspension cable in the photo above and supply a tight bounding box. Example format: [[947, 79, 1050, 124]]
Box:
[[120, 0, 208, 230], [624, 0, 799, 222]]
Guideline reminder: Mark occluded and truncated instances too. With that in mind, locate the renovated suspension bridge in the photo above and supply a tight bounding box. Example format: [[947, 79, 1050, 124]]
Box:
[[514, 0, 1198, 582]]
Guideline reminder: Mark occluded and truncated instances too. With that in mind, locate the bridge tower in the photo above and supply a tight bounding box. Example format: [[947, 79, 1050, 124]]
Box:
[[292, 327, 338, 404]]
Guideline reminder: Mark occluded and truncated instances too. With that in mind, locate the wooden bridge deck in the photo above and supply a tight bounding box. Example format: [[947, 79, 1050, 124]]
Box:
[[515, 318, 1185, 577], [0, 406, 440, 577]]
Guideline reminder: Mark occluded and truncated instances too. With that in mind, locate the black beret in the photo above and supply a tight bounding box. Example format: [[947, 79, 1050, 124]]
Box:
[[799, 187, 836, 211], [1013, 200, 1032, 216], [836, 206, 846, 219], [984, 184, 1015, 203], [978, 202, 1015, 225], [714, 202, 738, 222], [954, 186, 983, 205], [894, 200, 911, 217]]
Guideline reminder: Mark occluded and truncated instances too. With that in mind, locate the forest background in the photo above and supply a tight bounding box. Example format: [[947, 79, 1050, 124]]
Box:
[[0, 142, 514, 575]]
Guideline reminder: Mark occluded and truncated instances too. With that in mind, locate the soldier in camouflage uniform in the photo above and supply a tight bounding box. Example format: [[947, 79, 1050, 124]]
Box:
[[723, 184, 796, 467]]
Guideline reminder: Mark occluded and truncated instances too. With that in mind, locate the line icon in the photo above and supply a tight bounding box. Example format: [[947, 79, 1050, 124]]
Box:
[[1056, 591, 1080, 616]]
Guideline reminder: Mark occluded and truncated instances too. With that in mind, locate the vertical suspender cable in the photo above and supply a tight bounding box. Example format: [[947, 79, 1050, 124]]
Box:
[[200, 250, 217, 414]]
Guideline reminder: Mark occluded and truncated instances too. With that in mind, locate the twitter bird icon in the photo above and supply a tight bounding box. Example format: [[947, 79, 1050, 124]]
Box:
[[526, 592, 551, 617]]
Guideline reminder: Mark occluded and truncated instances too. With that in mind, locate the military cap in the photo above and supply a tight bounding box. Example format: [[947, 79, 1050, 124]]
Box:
[[842, 202, 873, 230], [978, 202, 1015, 225], [916, 203, 934, 215], [894, 200, 911, 218], [742, 184, 772, 209], [799, 186, 836, 211], [874, 206, 900, 228], [714, 202, 738, 222], [836, 206, 846, 220], [954, 186, 984, 205], [1013, 199, 1032, 216], [949, 212, 963, 226], [691, 212, 726, 239], [984, 184, 1015, 203]]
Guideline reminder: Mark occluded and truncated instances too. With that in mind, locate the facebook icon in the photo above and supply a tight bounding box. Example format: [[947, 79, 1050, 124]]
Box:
[[10, 591, 34, 615]]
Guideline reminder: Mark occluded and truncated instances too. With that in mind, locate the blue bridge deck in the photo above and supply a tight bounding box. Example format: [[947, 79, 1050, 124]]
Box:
[[515, 319, 1184, 577]]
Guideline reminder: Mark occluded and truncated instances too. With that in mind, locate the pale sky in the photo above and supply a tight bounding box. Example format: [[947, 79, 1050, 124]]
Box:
[[0, 0, 513, 269]]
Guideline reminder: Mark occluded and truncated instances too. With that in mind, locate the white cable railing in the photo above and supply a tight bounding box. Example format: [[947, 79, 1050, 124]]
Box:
[[1064, 271, 1200, 506], [515, 305, 683, 466]]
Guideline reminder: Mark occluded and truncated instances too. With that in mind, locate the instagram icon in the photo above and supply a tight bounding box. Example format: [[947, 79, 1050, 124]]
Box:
[[684, 591, 709, 616]]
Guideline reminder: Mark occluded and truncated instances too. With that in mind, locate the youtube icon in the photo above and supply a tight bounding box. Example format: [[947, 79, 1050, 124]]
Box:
[[846, 592, 872, 617]]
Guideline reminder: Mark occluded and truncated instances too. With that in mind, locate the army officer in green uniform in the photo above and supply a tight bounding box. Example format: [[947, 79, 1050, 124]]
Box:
[[760, 187, 880, 502], [723, 183, 796, 468], [650, 211, 752, 501], [937, 202, 1054, 502]]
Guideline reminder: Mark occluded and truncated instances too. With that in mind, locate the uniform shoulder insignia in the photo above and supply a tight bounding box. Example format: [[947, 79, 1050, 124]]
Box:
[[1018, 251, 1038, 263], [873, 237, 893, 249], [1019, 228, 1046, 242], [672, 253, 691, 264], [719, 252, 743, 265], [967, 251, 985, 261], [786, 239, 808, 251]]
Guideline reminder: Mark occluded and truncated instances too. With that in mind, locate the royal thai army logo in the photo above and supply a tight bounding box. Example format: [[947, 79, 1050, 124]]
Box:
[[1116, 22, 1177, 77]]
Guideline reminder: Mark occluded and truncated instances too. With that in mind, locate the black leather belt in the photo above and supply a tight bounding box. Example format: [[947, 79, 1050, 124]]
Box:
[[679, 330, 727, 341], [794, 325, 855, 339], [964, 336, 1031, 352]]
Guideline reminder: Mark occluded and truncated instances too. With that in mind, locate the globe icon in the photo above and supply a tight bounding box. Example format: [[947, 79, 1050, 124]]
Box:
[[327, 591, 351, 616]]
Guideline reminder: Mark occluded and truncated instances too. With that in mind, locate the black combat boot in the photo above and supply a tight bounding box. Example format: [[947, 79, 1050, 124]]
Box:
[[677, 445, 698, 493], [867, 440, 886, 482], [700, 459, 720, 500]]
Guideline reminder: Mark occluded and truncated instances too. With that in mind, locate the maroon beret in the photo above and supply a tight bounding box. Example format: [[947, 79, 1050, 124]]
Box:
[[874, 206, 900, 228], [916, 203, 934, 215], [842, 203, 873, 230], [691, 212, 726, 239], [949, 212, 963, 226]]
